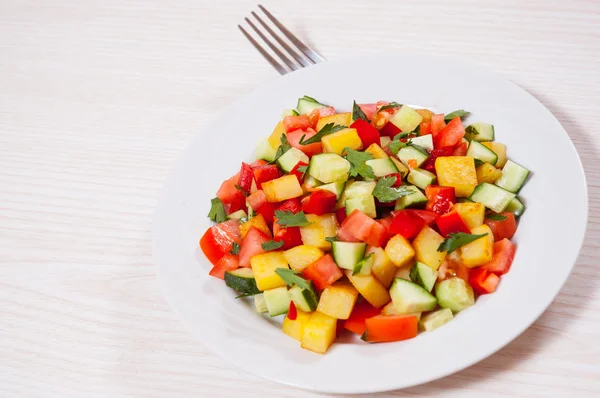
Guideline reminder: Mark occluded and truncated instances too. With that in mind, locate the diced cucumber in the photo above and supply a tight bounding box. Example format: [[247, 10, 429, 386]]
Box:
[[316, 180, 346, 200], [296, 95, 328, 115], [353, 252, 374, 276], [466, 141, 498, 166], [505, 197, 526, 216], [389, 278, 438, 314], [495, 160, 530, 193], [469, 182, 516, 213], [224, 268, 261, 295], [335, 179, 354, 210], [435, 277, 475, 312], [227, 209, 247, 220], [365, 158, 398, 177], [332, 241, 366, 271], [304, 175, 323, 190], [263, 286, 290, 317], [345, 181, 376, 199], [277, 147, 309, 173], [409, 262, 438, 292], [389, 105, 423, 132], [419, 308, 454, 331], [380, 136, 391, 147], [398, 146, 429, 168], [407, 168, 437, 190], [390, 157, 409, 178], [409, 135, 434, 152], [255, 138, 277, 162], [465, 122, 495, 141], [289, 282, 319, 312], [254, 293, 268, 313], [308, 153, 351, 183], [282, 109, 299, 118], [346, 195, 377, 218], [395, 185, 428, 209]]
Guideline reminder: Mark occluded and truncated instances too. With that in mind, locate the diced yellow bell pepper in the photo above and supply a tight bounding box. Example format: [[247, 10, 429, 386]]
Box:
[[316, 112, 352, 131], [299, 214, 339, 250], [301, 311, 337, 354], [262, 175, 304, 202], [435, 156, 478, 197], [482, 142, 507, 168], [282, 310, 312, 341], [453, 202, 485, 229], [268, 121, 286, 148], [239, 214, 271, 239], [250, 252, 290, 291], [415, 108, 434, 123], [390, 157, 409, 178], [476, 162, 503, 184], [413, 226, 446, 270], [384, 235, 415, 267], [283, 245, 324, 272], [367, 246, 397, 288], [460, 225, 494, 267], [321, 128, 362, 155], [365, 143, 389, 159], [317, 281, 359, 319], [345, 270, 391, 308]]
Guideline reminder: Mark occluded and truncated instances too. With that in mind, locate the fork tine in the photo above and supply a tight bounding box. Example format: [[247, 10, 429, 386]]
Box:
[[258, 5, 326, 64], [251, 11, 311, 68], [238, 25, 288, 75], [245, 18, 298, 72]]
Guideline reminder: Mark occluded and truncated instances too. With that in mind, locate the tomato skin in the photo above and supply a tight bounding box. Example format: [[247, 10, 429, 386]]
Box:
[[247, 190, 267, 211], [436, 210, 471, 237], [485, 212, 517, 241], [253, 164, 280, 189], [272, 222, 303, 250], [421, 147, 453, 173], [208, 254, 240, 279], [351, 119, 381, 148], [256, 202, 277, 226], [482, 238, 516, 275], [302, 254, 343, 290], [431, 114, 446, 138], [301, 190, 337, 215], [199, 220, 242, 265], [389, 210, 426, 239], [277, 198, 302, 214], [425, 185, 456, 215], [289, 161, 309, 184], [238, 162, 254, 193], [363, 315, 418, 343], [283, 114, 311, 133], [436, 116, 465, 148], [340, 209, 387, 247], [344, 301, 380, 335], [238, 227, 271, 268], [286, 129, 323, 157], [469, 268, 500, 295]]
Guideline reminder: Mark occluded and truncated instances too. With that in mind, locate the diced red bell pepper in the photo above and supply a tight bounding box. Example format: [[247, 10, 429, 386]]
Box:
[[227, 191, 247, 214], [379, 120, 402, 137], [340, 209, 387, 247], [272, 222, 303, 250], [351, 119, 381, 148], [389, 210, 426, 239], [469, 268, 500, 295], [377, 216, 395, 246], [358, 103, 378, 120], [336, 207, 347, 224], [425, 185, 456, 215], [482, 238, 516, 275], [436, 210, 471, 237], [302, 254, 343, 290], [421, 147, 453, 173], [410, 210, 439, 226], [363, 315, 419, 343], [344, 301, 381, 335], [199, 220, 242, 265], [237, 162, 254, 193], [431, 114, 446, 139], [247, 190, 267, 211], [287, 301, 298, 320], [301, 190, 337, 215], [238, 227, 271, 268], [283, 114, 311, 133], [286, 129, 323, 158], [391, 173, 403, 187], [208, 254, 240, 279], [250, 159, 267, 168], [419, 121, 432, 136], [436, 116, 465, 148], [290, 161, 309, 184], [452, 141, 468, 156], [277, 198, 302, 214], [253, 164, 280, 189], [256, 202, 277, 226], [484, 212, 518, 241]]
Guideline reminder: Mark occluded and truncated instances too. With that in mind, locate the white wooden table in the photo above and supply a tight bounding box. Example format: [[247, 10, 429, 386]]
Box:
[[1, 0, 599, 396]]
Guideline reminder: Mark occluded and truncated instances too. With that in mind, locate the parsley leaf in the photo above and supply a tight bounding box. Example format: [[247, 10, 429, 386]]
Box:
[[235, 292, 257, 299], [261, 239, 285, 251], [389, 135, 427, 155], [299, 123, 347, 145], [377, 102, 403, 113], [274, 210, 312, 227], [352, 100, 370, 122], [486, 213, 508, 221], [234, 184, 249, 196], [372, 176, 415, 202], [344, 147, 376, 179], [275, 268, 312, 290], [437, 232, 489, 254], [297, 165, 308, 178], [207, 197, 227, 223], [270, 134, 291, 164], [230, 242, 240, 255], [444, 110, 470, 122], [353, 253, 374, 275], [325, 236, 338, 242]]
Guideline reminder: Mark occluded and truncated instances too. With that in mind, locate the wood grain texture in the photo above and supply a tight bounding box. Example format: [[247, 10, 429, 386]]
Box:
[[0, 0, 599, 396]]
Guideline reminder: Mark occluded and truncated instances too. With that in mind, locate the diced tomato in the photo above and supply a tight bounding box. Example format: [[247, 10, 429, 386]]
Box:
[[337, 221, 362, 242], [437, 256, 470, 282], [256, 202, 277, 226], [344, 301, 380, 335], [420, 121, 432, 136], [247, 190, 267, 211], [199, 220, 242, 265], [425, 185, 456, 215], [469, 268, 500, 295], [250, 159, 267, 168], [410, 210, 439, 225], [288, 301, 297, 320], [208, 254, 240, 279], [389, 210, 426, 239], [377, 216, 395, 246], [436, 210, 471, 237], [216, 173, 240, 204], [379, 120, 402, 137], [277, 198, 302, 214], [351, 119, 381, 148], [227, 191, 247, 214], [436, 117, 465, 148], [431, 114, 446, 139], [336, 319, 346, 338], [238, 162, 254, 193], [287, 129, 323, 157], [363, 315, 418, 343], [302, 254, 343, 290], [421, 147, 453, 173], [336, 207, 347, 224], [309, 107, 336, 128], [452, 141, 468, 156], [485, 212, 518, 241], [272, 222, 303, 250], [238, 227, 271, 268], [283, 114, 311, 133], [301, 190, 337, 215], [358, 103, 378, 120], [290, 161, 309, 184], [308, 110, 320, 129], [341, 209, 387, 247], [482, 238, 516, 275], [253, 164, 280, 189]]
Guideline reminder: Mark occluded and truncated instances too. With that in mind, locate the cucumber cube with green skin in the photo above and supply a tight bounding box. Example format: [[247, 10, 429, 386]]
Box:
[[277, 147, 309, 173], [407, 168, 437, 190], [398, 146, 429, 168], [495, 160, 531, 193], [263, 286, 290, 317], [365, 158, 398, 177], [353, 253, 374, 276], [227, 209, 248, 220], [389, 278, 437, 314], [466, 141, 498, 166], [296, 96, 328, 114], [419, 308, 454, 331], [289, 283, 319, 312], [224, 268, 261, 295], [345, 195, 377, 218], [389, 105, 423, 132], [331, 241, 366, 271], [505, 197, 525, 216], [308, 153, 351, 183], [409, 135, 434, 152], [316, 180, 346, 200], [282, 109, 299, 118], [345, 181, 376, 199], [409, 262, 438, 292], [395, 185, 428, 210], [254, 293, 268, 313], [255, 138, 277, 162], [435, 277, 474, 312], [304, 175, 323, 190], [465, 122, 495, 142], [469, 183, 516, 213]]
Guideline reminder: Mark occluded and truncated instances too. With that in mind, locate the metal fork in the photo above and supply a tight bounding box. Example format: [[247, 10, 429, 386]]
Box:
[[238, 4, 326, 75]]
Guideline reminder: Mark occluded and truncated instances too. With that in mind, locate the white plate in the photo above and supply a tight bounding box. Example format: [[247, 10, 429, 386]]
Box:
[[153, 54, 588, 394]]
